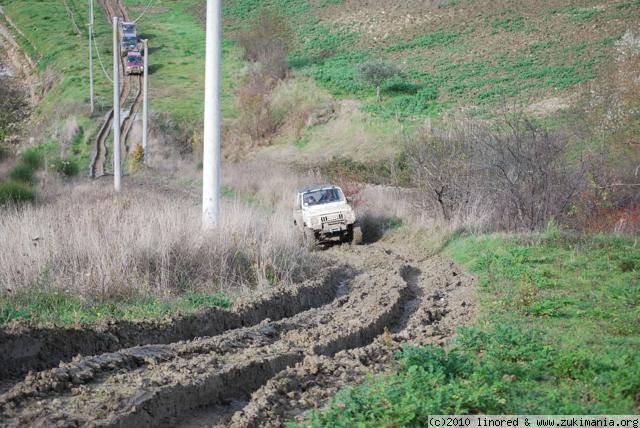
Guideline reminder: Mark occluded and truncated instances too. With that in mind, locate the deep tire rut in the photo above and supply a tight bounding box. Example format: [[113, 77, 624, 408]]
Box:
[[90, 0, 140, 178], [0, 267, 349, 382], [0, 243, 477, 427]]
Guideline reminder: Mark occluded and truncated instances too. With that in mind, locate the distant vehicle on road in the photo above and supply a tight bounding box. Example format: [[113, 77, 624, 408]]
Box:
[[125, 51, 143, 75], [293, 184, 362, 249], [119, 21, 137, 38], [120, 35, 139, 56], [119, 21, 141, 57]]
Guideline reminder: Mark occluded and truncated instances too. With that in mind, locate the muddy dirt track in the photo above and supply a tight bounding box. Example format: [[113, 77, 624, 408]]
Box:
[[0, 242, 476, 427], [90, 0, 142, 178]]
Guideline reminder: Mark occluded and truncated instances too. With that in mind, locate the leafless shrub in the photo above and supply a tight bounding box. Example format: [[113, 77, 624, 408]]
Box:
[[234, 68, 283, 142], [0, 181, 320, 299], [406, 115, 587, 231], [0, 74, 29, 143], [405, 127, 475, 220], [235, 7, 291, 81], [473, 117, 586, 230]]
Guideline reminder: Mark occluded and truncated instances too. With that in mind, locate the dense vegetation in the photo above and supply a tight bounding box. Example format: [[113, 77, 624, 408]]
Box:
[[308, 233, 640, 425]]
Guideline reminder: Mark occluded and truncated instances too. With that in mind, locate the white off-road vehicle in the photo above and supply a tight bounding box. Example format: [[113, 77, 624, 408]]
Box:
[[294, 184, 362, 248]]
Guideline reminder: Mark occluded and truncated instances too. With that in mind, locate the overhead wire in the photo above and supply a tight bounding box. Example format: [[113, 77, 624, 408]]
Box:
[[133, 0, 157, 23], [91, 24, 113, 83]]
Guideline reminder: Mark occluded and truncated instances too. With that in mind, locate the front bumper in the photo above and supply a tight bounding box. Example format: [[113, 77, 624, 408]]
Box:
[[320, 221, 348, 234]]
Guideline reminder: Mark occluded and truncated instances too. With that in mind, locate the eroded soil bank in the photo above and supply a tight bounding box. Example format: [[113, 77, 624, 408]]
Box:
[[0, 267, 351, 382]]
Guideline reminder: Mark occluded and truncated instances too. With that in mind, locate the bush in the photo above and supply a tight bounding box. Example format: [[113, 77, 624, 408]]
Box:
[[21, 148, 43, 169], [52, 157, 81, 177], [8, 148, 44, 184], [0, 181, 35, 206], [320, 155, 410, 187], [131, 144, 145, 165], [9, 163, 39, 184]]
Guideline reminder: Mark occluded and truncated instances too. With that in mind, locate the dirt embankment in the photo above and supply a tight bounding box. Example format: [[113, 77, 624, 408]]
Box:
[[0, 6, 54, 106], [0, 242, 476, 427], [0, 267, 350, 383]]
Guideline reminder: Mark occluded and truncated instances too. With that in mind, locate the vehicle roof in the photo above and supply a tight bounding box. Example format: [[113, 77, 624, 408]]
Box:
[[297, 184, 340, 194], [127, 52, 142, 58]]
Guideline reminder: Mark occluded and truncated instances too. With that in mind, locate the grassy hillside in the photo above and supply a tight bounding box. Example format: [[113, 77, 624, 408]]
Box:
[[2, 0, 637, 165], [226, 0, 637, 118]]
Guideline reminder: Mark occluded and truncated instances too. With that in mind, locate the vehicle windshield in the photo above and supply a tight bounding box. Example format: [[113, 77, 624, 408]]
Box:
[[128, 56, 142, 64], [122, 24, 135, 33], [123, 37, 137, 44], [303, 188, 344, 206]]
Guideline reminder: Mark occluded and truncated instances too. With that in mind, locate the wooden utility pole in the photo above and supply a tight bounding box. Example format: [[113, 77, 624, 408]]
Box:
[[142, 39, 149, 163], [112, 16, 122, 192], [202, 0, 221, 229]]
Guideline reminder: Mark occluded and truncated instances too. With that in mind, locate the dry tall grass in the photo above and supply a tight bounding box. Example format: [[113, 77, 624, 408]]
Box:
[[0, 179, 318, 300], [357, 184, 492, 252]]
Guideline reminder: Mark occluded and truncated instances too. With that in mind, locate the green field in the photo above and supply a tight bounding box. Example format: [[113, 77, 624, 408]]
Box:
[[307, 233, 640, 425], [225, 0, 636, 120]]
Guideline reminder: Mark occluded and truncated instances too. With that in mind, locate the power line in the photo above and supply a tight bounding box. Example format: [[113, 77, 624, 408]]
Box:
[[92, 24, 113, 83], [133, 0, 157, 23]]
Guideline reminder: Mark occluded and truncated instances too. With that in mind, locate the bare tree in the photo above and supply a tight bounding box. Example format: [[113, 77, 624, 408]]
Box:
[[405, 127, 475, 220]]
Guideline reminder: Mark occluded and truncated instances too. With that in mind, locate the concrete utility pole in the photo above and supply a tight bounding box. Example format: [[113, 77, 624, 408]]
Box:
[[142, 39, 149, 163], [202, 0, 221, 230], [88, 0, 94, 114], [112, 16, 122, 192]]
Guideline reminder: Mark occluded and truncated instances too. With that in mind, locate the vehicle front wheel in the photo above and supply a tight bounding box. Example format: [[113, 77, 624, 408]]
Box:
[[350, 224, 363, 245], [303, 228, 317, 251]]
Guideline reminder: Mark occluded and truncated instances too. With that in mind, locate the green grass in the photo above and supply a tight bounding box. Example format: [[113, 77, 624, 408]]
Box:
[[225, 0, 635, 121], [0, 147, 43, 205], [305, 233, 640, 425], [124, 0, 242, 123], [0, 288, 232, 325]]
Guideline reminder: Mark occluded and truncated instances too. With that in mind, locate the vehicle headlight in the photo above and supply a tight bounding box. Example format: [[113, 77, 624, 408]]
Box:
[[310, 217, 321, 227]]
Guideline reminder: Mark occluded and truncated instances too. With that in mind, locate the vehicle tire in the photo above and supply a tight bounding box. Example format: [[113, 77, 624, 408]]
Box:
[[303, 228, 317, 251], [350, 224, 363, 245]]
